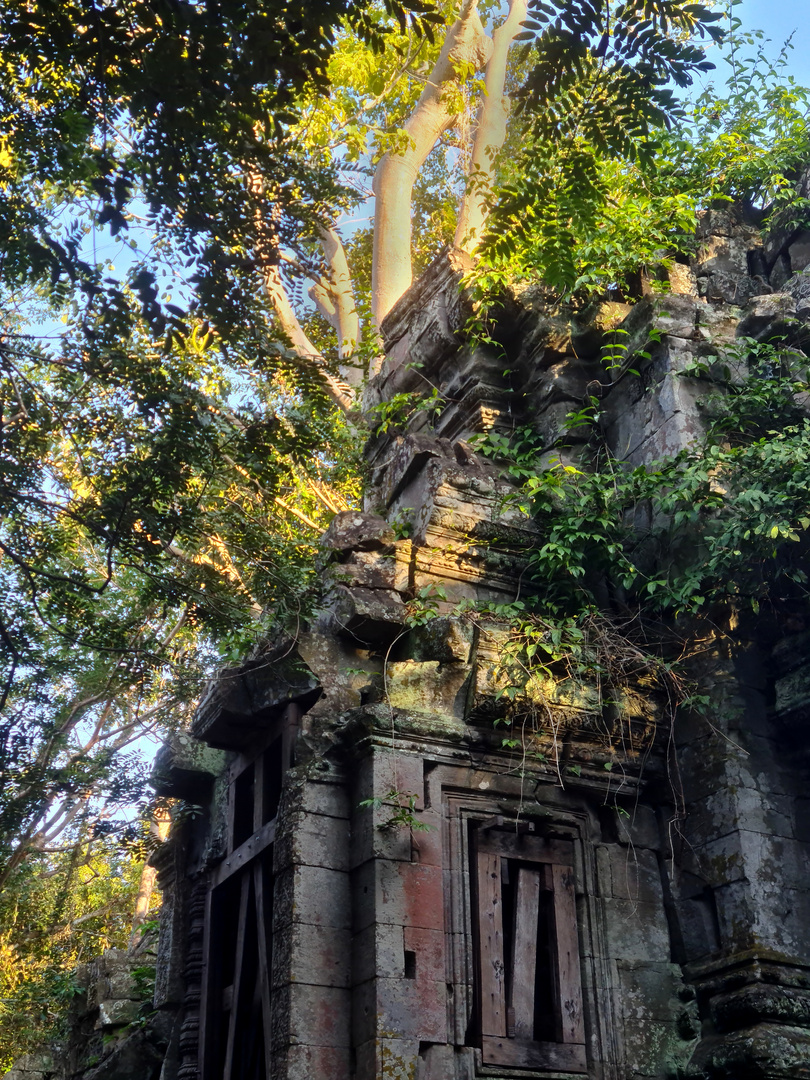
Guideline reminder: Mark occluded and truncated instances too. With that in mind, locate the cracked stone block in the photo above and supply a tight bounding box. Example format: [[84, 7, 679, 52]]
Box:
[[383, 660, 472, 720], [320, 511, 396, 555], [324, 584, 408, 646], [95, 999, 140, 1028]]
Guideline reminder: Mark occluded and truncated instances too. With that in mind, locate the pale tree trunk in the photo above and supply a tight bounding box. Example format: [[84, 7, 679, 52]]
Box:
[[371, 0, 492, 334], [455, 0, 528, 251], [262, 263, 355, 412], [128, 807, 172, 952], [309, 226, 362, 388], [247, 169, 355, 412]]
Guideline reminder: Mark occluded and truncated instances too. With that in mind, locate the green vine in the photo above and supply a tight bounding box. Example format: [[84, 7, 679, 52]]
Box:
[[463, 336, 810, 766]]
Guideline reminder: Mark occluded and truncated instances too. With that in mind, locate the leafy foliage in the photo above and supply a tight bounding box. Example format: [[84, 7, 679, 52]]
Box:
[[516, 0, 724, 160], [0, 830, 153, 1070], [0, 0, 375, 901], [462, 333, 810, 768], [477, 339, 810, 621], [476, 4, 810, 302], [0, 0, 803, 1066]]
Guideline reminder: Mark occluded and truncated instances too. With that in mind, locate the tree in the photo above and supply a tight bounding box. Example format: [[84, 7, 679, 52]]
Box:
[[0, 823, 157, 1071], [1, 0, 436, 873]]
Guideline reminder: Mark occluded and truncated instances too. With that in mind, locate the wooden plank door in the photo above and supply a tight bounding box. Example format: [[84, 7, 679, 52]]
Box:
[[474, 827, 587, 1074]]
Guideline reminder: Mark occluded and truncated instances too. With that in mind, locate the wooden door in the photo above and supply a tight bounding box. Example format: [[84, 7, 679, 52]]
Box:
[[473, 827, 587, 1073], [200, 706, 298, 1080]]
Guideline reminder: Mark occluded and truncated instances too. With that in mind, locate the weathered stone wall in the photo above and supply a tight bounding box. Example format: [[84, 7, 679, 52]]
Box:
[[28, 193, 810, 1080]]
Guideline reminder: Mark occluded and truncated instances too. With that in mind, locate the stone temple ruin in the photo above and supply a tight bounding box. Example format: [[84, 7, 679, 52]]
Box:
[[16, 194, 810, 1080]]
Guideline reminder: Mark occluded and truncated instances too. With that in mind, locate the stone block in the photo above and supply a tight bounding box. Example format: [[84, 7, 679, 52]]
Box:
[[695, 302, 742, 346], [192, 644, 321, 751], [81, 1029, 165, 1080], [352, 979, 378, 1046], [532, 398, 592, 448], [678, 735, 731, 803], [282, 1044, 351, 1080], [410, 809, 443, 866], [274, 811, 350, 874], [415, 1043, 464, 1080], [711, 981, 810, 1032], [778, 887, 810, 957], [617, 960, 695, 1023], [355, 1036, 422, 1080], [736, 291, 797, 340], [608, 848, 664, 905], [688, 1020, 810, 1079], [320, 511, 396, 554], [616, 805, 661, 850], [354, 974, 446, 1046], [694, 233, 750, 277], [696, 208, 737, 239], [326, 585, 408, 647], [601, 337, 708, 466], [273, 865, 352, 931], [329, 549, 399, 591], [601, 898, 671, 962], [3, 1054, 54, 1079], [700, 270, 762, 306], [107, 971, 136, 999], [774, 662, 810, 718], [567, 299, 634, 356], [403, 926, 446, 984], [667, 262, 700, 297], [691, 832, 746, 885], [95, 999, 140, 1028], [284, 983, 352, 1048], [696, 786, 795, 843], [384, 660, 472, 720], [352, 922, 405, 984], [296, 631, 385, 716], [712, 880, 757, 950], [351, 797, 414, 868], [272, 921, 351, 989], [378, 975, 447, 1042], [621, 1017, 695, 1078], [370, 751, 425, 810], [151, 733, 225, 800], [788, 229, 810, 273], [651, 296, 704, 341], [405, 617, 475, 664], [352, 860, 445, 933], [299, 779, 351, 820], [529, 357, 603, 406], [596, 845, 613, 897]]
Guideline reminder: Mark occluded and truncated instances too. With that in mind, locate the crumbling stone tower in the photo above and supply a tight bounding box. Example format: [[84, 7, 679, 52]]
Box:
[[139, 207, 810, 1080]]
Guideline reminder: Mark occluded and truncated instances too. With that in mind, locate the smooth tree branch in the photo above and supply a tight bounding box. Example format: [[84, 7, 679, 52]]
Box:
[[455, 0, 528, 251], [128, 806, 171, 951], [247, 169, 355, 412], [263, 263, 355, 412], [371, 0, 492, 334], [308, 225, 361, 387]]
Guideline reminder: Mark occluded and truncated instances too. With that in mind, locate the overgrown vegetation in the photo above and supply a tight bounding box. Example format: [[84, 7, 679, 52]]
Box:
[[466, 334, 810, 777], [474, 10, 810, 301], [0, 832, 154, 1071]]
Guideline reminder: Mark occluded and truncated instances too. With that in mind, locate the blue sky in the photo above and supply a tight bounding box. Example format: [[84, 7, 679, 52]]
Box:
[[735, 0, 810, 84]]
